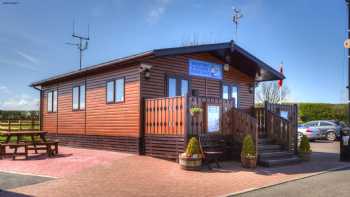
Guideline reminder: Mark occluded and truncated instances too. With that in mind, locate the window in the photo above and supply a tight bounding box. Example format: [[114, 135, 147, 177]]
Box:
[[107, 81, 114, 103], [106, 78, 125, 103], [167, 75, 190, 97], [168, 78, 177, 97], [222, 85, 229, 100], [222, 83, 239, 108], [231, 85, 238, 108], [47, 90, 57, 112], [320, 122, 333, 126], [181, 79, 189, 96], [73, 85, 85, 110]]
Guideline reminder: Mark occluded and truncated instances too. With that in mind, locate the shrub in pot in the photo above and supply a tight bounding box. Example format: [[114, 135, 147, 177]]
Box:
[[241, 134, 257, 168], [299, 134, 312, 161], [190, 106, 203, 117], [179, 137, 203, 170]]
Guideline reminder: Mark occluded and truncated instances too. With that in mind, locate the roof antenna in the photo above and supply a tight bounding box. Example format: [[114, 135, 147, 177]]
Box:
[[66, 21, 90, 70], [232, 7, 243, 42]]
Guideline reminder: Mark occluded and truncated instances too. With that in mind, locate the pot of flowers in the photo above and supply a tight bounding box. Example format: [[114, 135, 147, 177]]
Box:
[[179, 137, 203, 171], [241, 134, 257, 168], [190, 106, 203, 117], [299, 134, 312, 161]]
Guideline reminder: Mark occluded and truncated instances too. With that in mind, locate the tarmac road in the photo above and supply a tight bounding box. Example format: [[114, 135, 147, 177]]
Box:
[[235, 167, 350, 197]]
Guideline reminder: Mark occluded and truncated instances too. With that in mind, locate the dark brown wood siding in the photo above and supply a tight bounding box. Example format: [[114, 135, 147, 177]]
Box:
[[41, 64, 141, 138], [141, 53, 255, 109]]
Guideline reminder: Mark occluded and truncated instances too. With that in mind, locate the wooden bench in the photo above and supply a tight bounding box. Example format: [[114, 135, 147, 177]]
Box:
[[27, 141, 59, 157], [0, 142, 28, 160], [199, 134, 226, 170]]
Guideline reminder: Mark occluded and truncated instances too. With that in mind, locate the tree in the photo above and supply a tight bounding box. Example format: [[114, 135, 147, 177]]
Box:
[[255, 81, 289, 104]]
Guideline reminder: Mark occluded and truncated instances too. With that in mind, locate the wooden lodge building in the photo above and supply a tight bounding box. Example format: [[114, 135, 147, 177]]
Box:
[[31, 41, 298, 163]]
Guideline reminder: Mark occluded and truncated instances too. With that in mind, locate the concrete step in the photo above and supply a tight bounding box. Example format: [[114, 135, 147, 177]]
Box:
[[258, 138, 273, 145], [259, 151, 295, 160], [258, 156, 301, 167], [258, 144, 282, 151]]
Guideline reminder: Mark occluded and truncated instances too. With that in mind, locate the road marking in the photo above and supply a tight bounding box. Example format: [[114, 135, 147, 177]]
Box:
[[0, 170, 58, 179]]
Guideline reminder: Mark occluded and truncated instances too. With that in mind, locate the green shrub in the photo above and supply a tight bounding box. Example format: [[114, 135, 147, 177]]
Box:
[[190, 106, 203, 114], [299, 135, 311, 154], [185, 137, 201, 156], [241, 135, 256, 158]]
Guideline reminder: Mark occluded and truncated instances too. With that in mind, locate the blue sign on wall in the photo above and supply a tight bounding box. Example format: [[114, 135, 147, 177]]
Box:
[[188, 59, 223, 80]]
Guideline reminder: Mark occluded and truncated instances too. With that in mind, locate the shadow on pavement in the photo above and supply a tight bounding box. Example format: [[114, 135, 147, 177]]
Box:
[[0, 190, 33, 197]]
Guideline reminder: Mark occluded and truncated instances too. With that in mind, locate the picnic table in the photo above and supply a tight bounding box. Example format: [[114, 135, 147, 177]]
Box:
[[0, 131, 58, 159]]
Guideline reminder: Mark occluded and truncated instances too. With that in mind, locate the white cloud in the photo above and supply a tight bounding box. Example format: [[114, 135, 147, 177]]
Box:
[[146, 0, 171, 24], [16, 50, 39, 65], [0, 94, 39, 111], [0, 85, 10, 94]]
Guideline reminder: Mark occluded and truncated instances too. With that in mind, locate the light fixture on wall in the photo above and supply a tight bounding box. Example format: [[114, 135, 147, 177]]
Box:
[[249, 83, 255, 94], [224, 64, 230, 72], [144, 68, 151, 79], [140, 63, 152, 80]]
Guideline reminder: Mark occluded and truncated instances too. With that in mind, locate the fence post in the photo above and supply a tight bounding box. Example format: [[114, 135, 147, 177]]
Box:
[[8, 120, 11, 132], [264, 101, 268, 138], [293, 104, 298, 155], [19, 120, 22, 131]]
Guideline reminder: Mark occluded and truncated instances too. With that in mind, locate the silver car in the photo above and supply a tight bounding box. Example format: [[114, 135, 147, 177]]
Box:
[[298, 120, 340, 141]]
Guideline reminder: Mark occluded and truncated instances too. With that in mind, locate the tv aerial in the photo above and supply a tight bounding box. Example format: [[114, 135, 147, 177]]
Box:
[[66, 22, 90, 70], [232, 7, 243, 41]]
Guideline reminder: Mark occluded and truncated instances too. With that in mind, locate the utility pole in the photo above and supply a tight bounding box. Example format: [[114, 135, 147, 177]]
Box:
[[66, 23, 90, 70], [346, 0, 350, 124]]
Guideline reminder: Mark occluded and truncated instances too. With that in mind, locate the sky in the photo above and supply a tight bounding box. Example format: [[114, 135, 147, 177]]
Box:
[[0, 0, 347, 110]]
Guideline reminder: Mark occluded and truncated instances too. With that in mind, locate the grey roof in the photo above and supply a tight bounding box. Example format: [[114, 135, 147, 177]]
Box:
[[31, 41, 284, 87]]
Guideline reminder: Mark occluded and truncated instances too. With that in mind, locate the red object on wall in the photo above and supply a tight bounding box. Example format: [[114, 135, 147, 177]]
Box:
[[278, 65, 283, 89]]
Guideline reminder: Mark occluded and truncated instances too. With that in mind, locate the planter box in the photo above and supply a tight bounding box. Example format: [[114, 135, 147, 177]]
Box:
[[179, 154, 202, 171], [241, 154, 257, 168]]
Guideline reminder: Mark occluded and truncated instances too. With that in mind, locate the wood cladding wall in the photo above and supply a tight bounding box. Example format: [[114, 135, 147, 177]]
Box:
[[141, 53, 255, 109], [41, 64, 141, 138]]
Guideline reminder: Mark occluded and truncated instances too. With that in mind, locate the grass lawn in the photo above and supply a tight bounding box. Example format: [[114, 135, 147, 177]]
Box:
[[0, 135, 40, 143], [0, 120, 40, 131]]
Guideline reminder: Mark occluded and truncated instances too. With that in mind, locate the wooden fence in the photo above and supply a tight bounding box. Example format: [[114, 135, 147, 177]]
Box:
[[144, 96, 186, 136], [0, 119, 40, 131], [144, 96, 186, 159], [255, 102, 298, 153]]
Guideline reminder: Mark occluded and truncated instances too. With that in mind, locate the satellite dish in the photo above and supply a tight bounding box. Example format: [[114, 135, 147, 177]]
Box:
[[344, 39, 350, 49]]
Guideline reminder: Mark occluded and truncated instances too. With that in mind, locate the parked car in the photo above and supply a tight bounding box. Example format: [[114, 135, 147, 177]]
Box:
[[298, 122, 321, 141], [298, 120, 342, 141]]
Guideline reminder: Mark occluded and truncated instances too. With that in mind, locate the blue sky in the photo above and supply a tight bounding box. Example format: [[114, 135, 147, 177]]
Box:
[[0, 0, 347, 110]]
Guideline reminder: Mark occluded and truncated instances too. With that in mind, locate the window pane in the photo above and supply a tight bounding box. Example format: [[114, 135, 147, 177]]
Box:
[[73, 87, 79, 110], [168, 78, 176, 97], [107, 81, 114, 103], [231, 86, 238, 107], [181, 80, 188, 96], [115, 78, 124, 102], [222, 85, 229, 99], [53, 90, 57, 112], [47, 91, 53, 112], [80, 85, 85, 109]]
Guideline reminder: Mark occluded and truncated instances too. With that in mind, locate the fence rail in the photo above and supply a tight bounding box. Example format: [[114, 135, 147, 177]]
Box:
[[0, 119, 40, 131]]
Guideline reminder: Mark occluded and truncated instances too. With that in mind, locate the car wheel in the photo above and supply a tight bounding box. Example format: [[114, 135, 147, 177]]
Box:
[[326, 131, 336, 141]]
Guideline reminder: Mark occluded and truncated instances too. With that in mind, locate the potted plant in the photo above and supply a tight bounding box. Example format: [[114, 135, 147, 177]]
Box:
[[241, 134, 257, 168], [179, 137, 203, 170], [299, 134, 312, 161], [190, 106, 202, 117]]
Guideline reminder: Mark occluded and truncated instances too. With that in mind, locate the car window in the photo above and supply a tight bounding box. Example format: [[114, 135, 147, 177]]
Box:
[[304, 122, 318, 127], [320, 122, 333, 126]]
